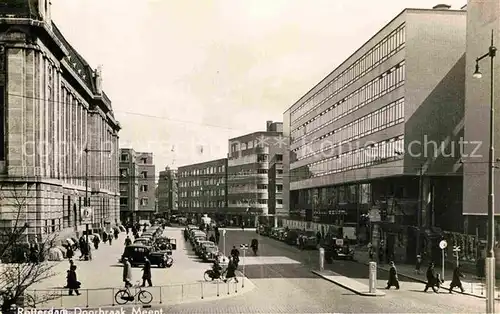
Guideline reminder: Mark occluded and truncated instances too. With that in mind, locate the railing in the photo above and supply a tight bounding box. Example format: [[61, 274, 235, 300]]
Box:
[[26, 281, 241, 309]]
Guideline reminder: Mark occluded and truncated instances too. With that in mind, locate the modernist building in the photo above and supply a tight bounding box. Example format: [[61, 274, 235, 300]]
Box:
[[119, 150, 155, 222], [119, 149, 139, 223], [157, 166, 178, 217], [0, 1, 121, 241], [283, 5, 467, 261], [463, 0, 500, 236], [227, 121, 284, 226], [178, 158, 228, 222]]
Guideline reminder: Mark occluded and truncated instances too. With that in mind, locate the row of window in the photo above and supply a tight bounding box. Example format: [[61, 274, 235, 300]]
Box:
[[179, 189, 226, 197], [180, 201, 226, 208], [228, 183, 283, 193], [229, 199, 269, 205], [120, 153, 149, 164], [293, 98, 405, 161], [119, 184, 151, 192], [290, 24, 406, 122], [291, 135, 404, 182], [119, 169, 149, 179], [179, 178, 225, 187], [120, 197, 150, 206], [179, 165, 226, 178], [291, 61, 406, 142]]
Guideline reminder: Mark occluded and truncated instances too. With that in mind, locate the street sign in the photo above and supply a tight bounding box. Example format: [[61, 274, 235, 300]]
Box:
[[222, 229, 226, 236], [81, 206, 93, 224], [240, 244, 249, 250], [439, 240, 448, 250], [453, 245, 461, 252]]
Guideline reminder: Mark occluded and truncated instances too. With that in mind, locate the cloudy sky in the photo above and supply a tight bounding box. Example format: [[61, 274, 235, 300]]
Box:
[[51, 0, 464, 178]]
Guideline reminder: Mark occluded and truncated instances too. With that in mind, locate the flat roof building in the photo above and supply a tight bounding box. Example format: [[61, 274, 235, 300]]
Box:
[[283, 6, 467, 262]]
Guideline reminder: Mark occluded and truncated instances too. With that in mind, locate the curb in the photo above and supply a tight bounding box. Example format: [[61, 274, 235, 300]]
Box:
[[311, 270, 385, 297], [353, 259, 493, 300]]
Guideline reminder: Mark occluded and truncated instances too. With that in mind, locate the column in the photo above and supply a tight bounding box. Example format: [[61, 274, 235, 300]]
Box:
[[79, 104, 83, 187], [54, 68, 60, 179], [65, 92, 71, 183], [71, 97, 76, 185], [44, 57, 49, 178], [24, 49, 36, 177], [34, 52, 42, 176]]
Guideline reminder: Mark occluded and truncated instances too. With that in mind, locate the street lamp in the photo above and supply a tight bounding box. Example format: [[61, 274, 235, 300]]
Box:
[[473, 29, 497, 314]]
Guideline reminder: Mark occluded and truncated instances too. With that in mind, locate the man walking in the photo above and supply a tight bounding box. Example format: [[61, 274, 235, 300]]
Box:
[[424, 263, 439, 293], [449, 265, 465, 293], [386, 261, 400, 289], [141, 257, 152, 287]]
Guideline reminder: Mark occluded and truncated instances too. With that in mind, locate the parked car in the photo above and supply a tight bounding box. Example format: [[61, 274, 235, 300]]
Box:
[[298, 230, 318, 249], [195, 241, 215, 256], [155, 237, 177, 250], [271, 227, 285, 239], [120, 244, 173, 268], [202, 246, 219, 262], [134, 237, 153, 246], [284, 229, 301, 245], [323, 237, 354, 262]]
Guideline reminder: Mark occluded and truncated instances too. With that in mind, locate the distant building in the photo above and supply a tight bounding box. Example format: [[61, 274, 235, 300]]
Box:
[[178, 158, 228, 221], [157, 167, 178, 217], [227, 121, 284, 226], [119, 150, 155, 222]]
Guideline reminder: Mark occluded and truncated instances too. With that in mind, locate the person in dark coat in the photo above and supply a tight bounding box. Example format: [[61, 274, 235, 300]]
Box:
[[92, 235, 100, 250], [424, 263, 439, 293], [114, 229, 119, 239], [66, 246, 74, 260], [230, 246, 240, 267], [141, 257, 152, 287], [224, 257, 238, 283], [124, 236, 132, 246], [215, 228, 220, 245], [386, 261, 400, 289], [67, 265, 81, 295], [449, 265, 465, 293], [108, 236, 113, 245], [414, 255, 422, 274], [123, 258, 133, 287]]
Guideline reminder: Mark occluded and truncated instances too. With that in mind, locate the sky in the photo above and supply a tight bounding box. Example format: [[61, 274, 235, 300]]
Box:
[[50, 0, 465, 179]]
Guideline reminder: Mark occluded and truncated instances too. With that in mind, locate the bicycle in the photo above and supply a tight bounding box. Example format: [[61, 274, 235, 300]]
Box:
[[114, 281, 153, 305]]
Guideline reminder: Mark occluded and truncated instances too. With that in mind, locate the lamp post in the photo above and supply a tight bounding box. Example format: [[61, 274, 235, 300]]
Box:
[[472, 29, 496, 314], [84, 147, 112, 248]]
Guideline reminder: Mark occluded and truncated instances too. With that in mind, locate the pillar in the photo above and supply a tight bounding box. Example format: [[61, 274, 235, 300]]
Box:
[[24, 49, 36, 177]]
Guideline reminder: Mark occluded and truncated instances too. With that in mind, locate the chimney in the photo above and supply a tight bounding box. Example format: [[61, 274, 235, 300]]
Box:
[[433, 4, 451, 10], [95, 65, 103, 95], [266, 120, 273, 131]]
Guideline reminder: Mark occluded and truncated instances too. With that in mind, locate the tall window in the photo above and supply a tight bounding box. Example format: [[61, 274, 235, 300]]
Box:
[[0, 86, 4, 160]]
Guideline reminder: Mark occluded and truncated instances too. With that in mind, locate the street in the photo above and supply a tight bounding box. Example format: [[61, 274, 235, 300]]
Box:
[[149, 229, 487, 313]]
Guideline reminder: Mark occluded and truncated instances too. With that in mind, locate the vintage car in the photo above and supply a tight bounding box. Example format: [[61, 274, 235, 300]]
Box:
[[195, 241, 216, 256], [120, 244, 173, 268], [284, 229, 301, 245], [155, 237, 177, 250], [134, 237, 153, 246], [190, 231, 207, 245], [271, 227, 285, 240], [323, 237, 354, 262], [298, 231, 319, 249], [202, 246, 219, 262]]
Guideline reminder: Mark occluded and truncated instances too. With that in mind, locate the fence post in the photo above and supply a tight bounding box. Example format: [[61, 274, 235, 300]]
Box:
[[60, 289, 63, 307], [112, 288, 115, 306], [200, 282, 204, 299], [159, 286, 162, 304], [227, 281, 229, 295], [181, 284, 184, 300], [216, 280, 219, 297], [86, 289, 89, 308], [234, 281, 237, 293], [471, 282, 473, 294]]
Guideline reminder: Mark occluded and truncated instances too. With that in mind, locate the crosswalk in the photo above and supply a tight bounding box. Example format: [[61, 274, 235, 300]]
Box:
[[240, 256, 301, 266]]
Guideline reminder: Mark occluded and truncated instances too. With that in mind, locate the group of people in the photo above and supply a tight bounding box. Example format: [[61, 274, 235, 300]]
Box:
[[122, 257, 153, 288], [385, 260, 465, 293]]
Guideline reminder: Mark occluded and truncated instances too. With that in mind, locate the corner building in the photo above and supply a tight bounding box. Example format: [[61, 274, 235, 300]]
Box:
[[284, 6, 466, 263], [0, 1, 121, 241]]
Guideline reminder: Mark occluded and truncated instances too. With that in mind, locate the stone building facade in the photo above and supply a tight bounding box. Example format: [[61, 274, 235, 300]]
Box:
[[0, 1, 121, 241]]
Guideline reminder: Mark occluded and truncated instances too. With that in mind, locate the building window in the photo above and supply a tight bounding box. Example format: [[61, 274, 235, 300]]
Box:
[[277, 169, 283, 174], [257, 154, 268, 162], [258, 199, 267, 204], [120, 169, 128, 178], [275, 154, 283, 162], [120, 197, 128, 205], [276, 185, 283, 192], [0, 86, 4, 161], [141, 171, 148, 178], [119, 184, 127, 192], [141, 158, 147, 164], [257, 184, 267, 190], [257, 169, 268, 174], [277, 199, 283, 205], [120, 154, 129, 162], [141, 185, 148, 192], [141, 198, 148, 206]]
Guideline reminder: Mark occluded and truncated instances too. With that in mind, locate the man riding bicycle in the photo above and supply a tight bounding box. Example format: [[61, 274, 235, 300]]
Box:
[[251, 238, 259, 255], [212, 258, 222, 279]]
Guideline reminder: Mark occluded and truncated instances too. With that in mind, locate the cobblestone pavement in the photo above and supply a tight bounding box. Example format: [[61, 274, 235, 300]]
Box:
[[136, 231, 486, 313]]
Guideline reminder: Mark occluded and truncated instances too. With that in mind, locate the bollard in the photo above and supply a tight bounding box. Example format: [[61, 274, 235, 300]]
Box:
[[319, 248, 325, 271], [227, 281, 230, 295], [368, 261, 377, 294], [216, 280, 219, 297], [471, 282, 473, 294], [159, 286, 162, 304], [201, 282, 204, 299], [112, 288, 115, 306]]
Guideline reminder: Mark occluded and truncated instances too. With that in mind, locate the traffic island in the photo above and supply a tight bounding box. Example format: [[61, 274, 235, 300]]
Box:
[[312, 270, 386, 297]]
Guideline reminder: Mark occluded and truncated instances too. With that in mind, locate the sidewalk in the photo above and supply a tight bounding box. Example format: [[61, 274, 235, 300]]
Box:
[[354, 250, 500, 299]]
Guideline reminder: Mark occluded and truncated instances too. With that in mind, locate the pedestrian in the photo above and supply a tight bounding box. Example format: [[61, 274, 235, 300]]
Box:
[[66, 246, 74, 260], [67, 265, 81, 296], [424, 263, 439, 293], [92, 235, 100, 250], [122, 257, 133, 288], [449, 265, 465, 293], [386, 261, 400, 289], [109, 236, 113, 245], [114, 229, 119, 240], [141, 257, 152, 287], [215, 228, 220, 245], [414, 255, 422, 275], [230, 246, 240, 268], [224, 257, 239, 283], [368, 243, 374, 260], [87, 242, 92, 261], [124, 236, 132, 246], [209, 234, 216, 243]]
